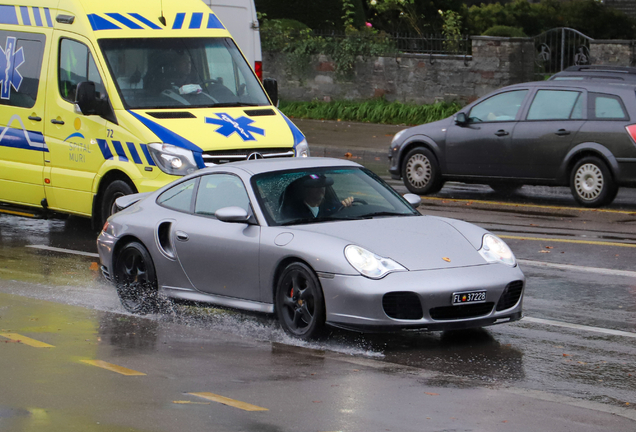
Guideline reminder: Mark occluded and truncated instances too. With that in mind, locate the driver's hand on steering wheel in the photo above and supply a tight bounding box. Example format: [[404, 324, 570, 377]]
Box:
[[341, 196, 354, 207]]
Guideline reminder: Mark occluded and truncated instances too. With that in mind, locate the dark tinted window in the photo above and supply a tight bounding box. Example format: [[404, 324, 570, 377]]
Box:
[[590, 93, 628, 120], [58, 38, 105, 102], [0, 31, 45, 108], [527, 90, 583, 120], [469, 90, 528, 123], [194, 174, 250, 217], [157, 178, 197, 212]]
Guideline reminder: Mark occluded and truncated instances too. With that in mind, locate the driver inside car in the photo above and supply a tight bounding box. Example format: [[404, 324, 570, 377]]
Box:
[[280, 174, 354, 220]]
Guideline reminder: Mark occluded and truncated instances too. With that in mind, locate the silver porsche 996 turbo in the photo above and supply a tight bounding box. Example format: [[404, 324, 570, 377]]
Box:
[[97, 158, 525, 340]]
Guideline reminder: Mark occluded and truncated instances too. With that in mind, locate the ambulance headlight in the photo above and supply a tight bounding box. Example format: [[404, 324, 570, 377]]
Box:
[[295, 139, 310, 158], [148, 143, 198, 176]]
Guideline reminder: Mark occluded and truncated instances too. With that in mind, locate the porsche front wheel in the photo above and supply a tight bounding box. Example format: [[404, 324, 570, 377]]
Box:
[[276, 262, 326, 340]]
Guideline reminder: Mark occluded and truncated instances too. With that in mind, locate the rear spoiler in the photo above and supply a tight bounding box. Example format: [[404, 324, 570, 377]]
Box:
[[115, 192, 151, 211]]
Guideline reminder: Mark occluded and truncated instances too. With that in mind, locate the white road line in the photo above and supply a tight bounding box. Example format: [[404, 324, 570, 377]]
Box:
[[523, 317, 636, 338], [26, 245, 99, 258], [518, 259, 636, 278]]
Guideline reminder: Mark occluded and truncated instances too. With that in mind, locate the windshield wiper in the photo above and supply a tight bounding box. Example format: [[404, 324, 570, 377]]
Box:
[[208, 102, 261, 107], [359, 211, 414, 219]]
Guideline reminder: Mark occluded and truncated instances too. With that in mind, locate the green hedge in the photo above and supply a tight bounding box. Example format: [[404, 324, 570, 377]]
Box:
[[279, 99, 462, 126]]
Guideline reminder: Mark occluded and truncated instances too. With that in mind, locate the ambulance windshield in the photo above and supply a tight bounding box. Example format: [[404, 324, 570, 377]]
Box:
[[99, 37, 270, 109]]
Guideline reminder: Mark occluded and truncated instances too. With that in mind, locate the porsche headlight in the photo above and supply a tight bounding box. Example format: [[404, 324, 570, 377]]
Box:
[[148, 143, 198, 176], [345, 245, 406, 279], [295, 139, 310, 157], [479, 234, 516, 267]]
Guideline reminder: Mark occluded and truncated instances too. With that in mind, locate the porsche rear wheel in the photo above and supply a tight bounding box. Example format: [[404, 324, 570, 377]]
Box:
[[114, 242, 159, 314], [276, 262, 326, 340]]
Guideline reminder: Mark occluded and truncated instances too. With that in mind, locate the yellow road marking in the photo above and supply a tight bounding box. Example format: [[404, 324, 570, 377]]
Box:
[[0, 208, 37, 217], [499, 235, 636, 248], [173, 401, 211, 405], [0, 333, 54, 348], [80, 360, 146, 376], [421, 196, 636, 215], [188, 392, 268, 411]]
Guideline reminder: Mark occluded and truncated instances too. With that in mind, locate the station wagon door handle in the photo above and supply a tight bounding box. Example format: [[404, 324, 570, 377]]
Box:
[[555, 129, 571, 136], [175, 231, 189, 242], [494, 130, 509, 137], [50, 119, 65, 125]]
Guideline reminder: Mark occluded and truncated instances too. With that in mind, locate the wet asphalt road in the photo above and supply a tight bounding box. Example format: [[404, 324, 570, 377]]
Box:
[[1, 121, 636, 430]]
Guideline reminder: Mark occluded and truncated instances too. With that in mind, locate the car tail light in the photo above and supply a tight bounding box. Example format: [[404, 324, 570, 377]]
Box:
[[255, 61, 263, 81], [626, 124, 636, 146]]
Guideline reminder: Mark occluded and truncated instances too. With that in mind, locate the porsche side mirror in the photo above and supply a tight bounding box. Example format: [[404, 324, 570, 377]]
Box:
[[216, 206, 251, 223], [404, 193, 421, 209], [455, 112, 468, 125]]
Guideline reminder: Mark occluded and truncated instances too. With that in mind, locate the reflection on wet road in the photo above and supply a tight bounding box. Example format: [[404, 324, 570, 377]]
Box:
[[1, 183, 636, 429]]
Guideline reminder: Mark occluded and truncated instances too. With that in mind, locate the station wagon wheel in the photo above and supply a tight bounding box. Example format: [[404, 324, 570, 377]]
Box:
[[114, 242, 159, 315], [402, 147, 443, 195], [276, 262, 326, 340], [570, 156, 618, 208]]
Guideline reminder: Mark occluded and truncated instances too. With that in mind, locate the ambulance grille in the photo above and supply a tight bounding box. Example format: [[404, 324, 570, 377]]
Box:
[[202, 148, 295, 165]]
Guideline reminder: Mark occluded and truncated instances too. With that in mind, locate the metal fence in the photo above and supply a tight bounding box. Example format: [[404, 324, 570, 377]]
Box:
[[261, 29, 472, 57]]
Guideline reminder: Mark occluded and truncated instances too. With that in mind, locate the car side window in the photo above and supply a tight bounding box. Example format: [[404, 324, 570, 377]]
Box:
[[194, 174, 250, 217], [0, 31, 45, 108], [469, 90, 528, 123], [58, 38, 106, 102], [527, 90, 583, 120], [590, 93, 628, 120], [157, 178, 197, 212]]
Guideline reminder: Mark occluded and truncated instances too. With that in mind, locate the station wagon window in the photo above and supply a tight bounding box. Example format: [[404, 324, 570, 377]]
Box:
[[469, 90, 528, 122], [194, 174, 250, 217], [58, 38, 106, 103], [527, 90, 583, 120], [590, 93, 628, 120], [0, 31, 45, 108], [157, 178, 197, 212]]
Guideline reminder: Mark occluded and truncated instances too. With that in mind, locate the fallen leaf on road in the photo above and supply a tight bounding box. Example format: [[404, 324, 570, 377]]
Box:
[[424, 392, 439, 396], [539, 250, 550, 253], [563, 353, 571, 357]]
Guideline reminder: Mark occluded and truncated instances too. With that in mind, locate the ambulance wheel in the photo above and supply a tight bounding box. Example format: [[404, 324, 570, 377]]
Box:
[[100, 180, 134, 226]]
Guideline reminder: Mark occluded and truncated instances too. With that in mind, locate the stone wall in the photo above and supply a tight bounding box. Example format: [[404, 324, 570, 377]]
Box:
[[263, 36, 535, 104], [590, 40, 635, 66]]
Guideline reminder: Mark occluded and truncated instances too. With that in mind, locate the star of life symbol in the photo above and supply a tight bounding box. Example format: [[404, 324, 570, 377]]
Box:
[[205, 113, 265, 141], [0, 37, 25, 100]]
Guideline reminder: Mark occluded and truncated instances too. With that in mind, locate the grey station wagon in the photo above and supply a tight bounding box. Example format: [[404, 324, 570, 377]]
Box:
[[389, 80, 636, 207]]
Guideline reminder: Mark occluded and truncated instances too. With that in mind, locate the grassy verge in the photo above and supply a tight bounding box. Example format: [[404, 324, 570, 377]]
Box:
[[279, 99, 462, 126]]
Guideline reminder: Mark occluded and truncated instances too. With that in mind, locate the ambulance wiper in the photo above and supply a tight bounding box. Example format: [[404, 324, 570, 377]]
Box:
[[209, 102, 260, 107]]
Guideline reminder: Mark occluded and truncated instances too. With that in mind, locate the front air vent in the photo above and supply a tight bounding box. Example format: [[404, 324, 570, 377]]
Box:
[[382, 292, 423, 320], [496, 280, 524, 311], [146, 112, 196, 119], [430, 302, 494, 320], [244, 109, 276, 117]]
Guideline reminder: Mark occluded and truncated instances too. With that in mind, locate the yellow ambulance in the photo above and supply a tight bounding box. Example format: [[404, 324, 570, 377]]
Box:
[[0, 0, 308, 228]]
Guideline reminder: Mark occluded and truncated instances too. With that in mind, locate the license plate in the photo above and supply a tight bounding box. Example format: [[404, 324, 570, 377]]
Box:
[[452, 291, 486, 305]]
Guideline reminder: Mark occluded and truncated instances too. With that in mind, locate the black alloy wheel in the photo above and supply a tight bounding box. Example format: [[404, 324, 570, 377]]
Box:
[[570, 156, 618, 208], [114, 242, 159, 314], [276, 262, 326, 340], [100, 180, 135, 228], [401, 147, 443, 195]]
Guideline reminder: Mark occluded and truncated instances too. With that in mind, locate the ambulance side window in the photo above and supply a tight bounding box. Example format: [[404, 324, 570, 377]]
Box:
[[58, 38, 106, 103], [0, 30, 45, 108]]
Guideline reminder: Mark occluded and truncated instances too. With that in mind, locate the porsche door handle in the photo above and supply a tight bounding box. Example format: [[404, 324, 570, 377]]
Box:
[[494, 130, 509, 137], [175, 231, 189, 241], [555, 129, 571, 136]]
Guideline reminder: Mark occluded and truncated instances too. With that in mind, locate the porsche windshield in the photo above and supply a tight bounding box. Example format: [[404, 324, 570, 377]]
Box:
[[253, 167, 419, 226], [99, 38, 270, 109]]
